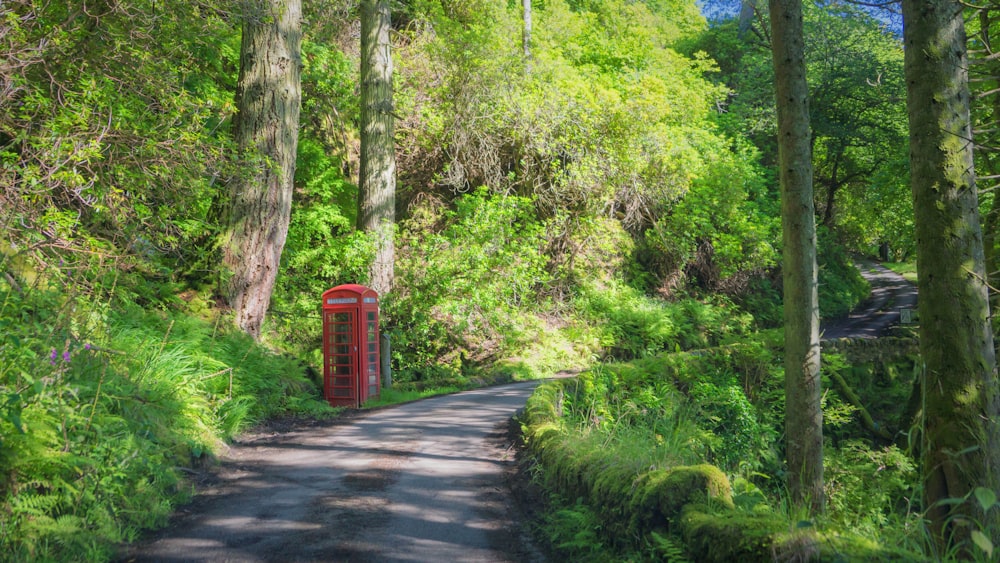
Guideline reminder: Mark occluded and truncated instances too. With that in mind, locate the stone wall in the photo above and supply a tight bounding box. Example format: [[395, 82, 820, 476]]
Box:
[[821, 336, 919, 364]]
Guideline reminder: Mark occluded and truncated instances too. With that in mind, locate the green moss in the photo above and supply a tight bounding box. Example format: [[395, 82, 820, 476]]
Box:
[[658, 465, 733, 517], [680, 505, 927, 563], [680, 505, 785, 562]]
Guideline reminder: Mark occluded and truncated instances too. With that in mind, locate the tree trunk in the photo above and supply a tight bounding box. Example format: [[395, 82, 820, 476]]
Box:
[[739, 0, 757, 39], [358, 0, 396, 297], [221, 0, 302, 340], [769, 0, 823, 514], [902, 0, 1000, 554]]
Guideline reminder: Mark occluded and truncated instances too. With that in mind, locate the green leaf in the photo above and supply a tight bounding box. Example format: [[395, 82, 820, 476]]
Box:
[[974, 486, 997, 511], [971, 530, 993, 558], [10, 413, 24, 434]]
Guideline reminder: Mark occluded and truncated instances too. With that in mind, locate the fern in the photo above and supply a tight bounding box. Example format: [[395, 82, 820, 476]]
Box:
[[648, 531, 692, 563]]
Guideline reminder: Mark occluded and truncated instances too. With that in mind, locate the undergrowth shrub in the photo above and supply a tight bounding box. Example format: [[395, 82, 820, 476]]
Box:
[[818, 229, 870, 318], [572, 281, 755, 359], [386, 189, 552, 386], [824, 440, 917, 537], [521, 348, 926, 562], [0, 275, 332, 561]]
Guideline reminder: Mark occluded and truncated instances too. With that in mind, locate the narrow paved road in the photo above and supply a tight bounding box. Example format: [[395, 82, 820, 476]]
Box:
[[820, 260, 917, 340], [120, 263, 914, 562], [119, 382, 547, 562]]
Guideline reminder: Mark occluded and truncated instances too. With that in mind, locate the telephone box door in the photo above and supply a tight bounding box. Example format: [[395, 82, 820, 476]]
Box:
[[324, 309, 357, 405]]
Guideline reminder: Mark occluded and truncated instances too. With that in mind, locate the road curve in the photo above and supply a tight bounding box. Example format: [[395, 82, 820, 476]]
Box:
[[119, 381, 547, 563], [820, 261, 917, 340]]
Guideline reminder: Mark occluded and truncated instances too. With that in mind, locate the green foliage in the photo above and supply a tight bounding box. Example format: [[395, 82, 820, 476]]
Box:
[[541, 497, 608, 561], [818, 230, 871, 318], [642, 133, 778, 291], [387, 189, 552, 384], [572, 281, 755, 359], [0, 273, 332, 560], [689, 2, 910, 260], [824, 441, 916, 537], [1, 0, 239, 283]]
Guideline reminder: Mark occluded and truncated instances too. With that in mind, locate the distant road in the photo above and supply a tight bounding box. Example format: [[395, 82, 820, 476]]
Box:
[[119, 382, 547, 562], [820, 261, 917, 340]]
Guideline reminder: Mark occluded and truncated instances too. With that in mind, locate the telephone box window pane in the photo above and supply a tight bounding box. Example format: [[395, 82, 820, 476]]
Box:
[[334, 355, 352, 365], [368, 353, 377, 364], [334, 345, 351, 355], [367, 312, 376, 321], [369, 385, 378, 394], [333, 312, 351, 322], [333, 388, 352, 397], [334, 333, 351, 343], [369, 375, 377, 384], [335, 365, 351, 375], [368, 343, 377, 353], [334, 376, 352, 387], [368, 365, 377, 375], [335, 323, 351, 333]]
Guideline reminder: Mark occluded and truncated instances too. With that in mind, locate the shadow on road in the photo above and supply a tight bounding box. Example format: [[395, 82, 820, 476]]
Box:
[[820, 260, 917, 340]]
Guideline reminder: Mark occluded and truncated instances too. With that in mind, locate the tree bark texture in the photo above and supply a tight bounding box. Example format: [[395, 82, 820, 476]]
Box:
[[222, 0, 302, 339], [902, 0, 1000, 552], [358, 0, 396, 297], [769, 0, 824, 514]]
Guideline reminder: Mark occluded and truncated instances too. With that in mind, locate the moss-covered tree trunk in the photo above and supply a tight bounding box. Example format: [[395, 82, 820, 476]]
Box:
[[358, 0, 395, 296], [902, 0, 1000, 554], [221, 0, 302, 339], [769, 0, 823, 514]]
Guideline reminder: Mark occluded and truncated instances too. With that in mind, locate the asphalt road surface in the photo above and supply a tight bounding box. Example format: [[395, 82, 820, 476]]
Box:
[[119, 381, 547, 563], [820, 260, 917, 340]]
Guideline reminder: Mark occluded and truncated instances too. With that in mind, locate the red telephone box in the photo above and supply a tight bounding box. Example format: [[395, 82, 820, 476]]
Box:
[[321, 284, 381, 407]]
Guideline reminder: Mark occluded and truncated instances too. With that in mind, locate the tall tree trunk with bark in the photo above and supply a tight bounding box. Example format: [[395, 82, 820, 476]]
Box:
[[221, 0, 302, 340], [902, 0, 1000, 554], [358, 0, 396, 296], [769, 0, 823, 514]]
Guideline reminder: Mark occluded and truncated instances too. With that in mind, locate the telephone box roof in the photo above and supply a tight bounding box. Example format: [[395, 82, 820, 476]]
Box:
[[321, 284, 377, 298]]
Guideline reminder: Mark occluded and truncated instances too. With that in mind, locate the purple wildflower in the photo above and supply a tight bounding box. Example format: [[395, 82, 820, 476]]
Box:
[[63, 350, 71, 363], [84, 343, 91, 351], [49, 348, 57, 366]]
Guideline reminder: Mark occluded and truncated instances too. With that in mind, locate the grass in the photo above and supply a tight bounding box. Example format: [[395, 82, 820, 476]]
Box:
[[881, 261, 918, 284], [360, 385, 464, 408]]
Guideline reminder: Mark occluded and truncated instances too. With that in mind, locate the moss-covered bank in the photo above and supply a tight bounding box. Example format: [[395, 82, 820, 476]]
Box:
[[520, 370, 925, 561]]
